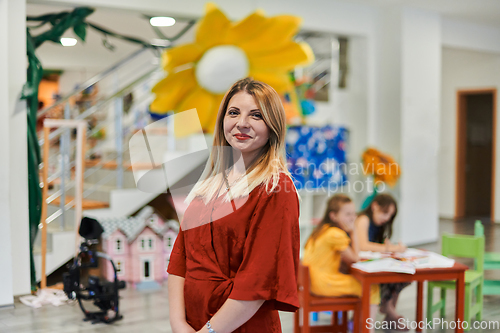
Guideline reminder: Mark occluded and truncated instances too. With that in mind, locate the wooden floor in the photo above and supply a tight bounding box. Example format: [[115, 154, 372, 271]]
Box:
[[2, 218, 500, 333]]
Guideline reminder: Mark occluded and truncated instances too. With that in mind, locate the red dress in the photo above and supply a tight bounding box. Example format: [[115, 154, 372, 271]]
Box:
[[167, 172, 300, 332]]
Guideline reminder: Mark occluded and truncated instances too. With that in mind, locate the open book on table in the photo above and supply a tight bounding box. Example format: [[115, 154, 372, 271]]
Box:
[[352, 248, 456, 274]]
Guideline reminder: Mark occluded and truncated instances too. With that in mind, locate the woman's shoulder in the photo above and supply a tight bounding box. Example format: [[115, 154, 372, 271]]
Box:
[[261, 171, 297, 197], [253, 171, 299, 210]]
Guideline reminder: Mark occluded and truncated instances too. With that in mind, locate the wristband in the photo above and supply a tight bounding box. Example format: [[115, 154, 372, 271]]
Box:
[[206, 320, 217, 333]]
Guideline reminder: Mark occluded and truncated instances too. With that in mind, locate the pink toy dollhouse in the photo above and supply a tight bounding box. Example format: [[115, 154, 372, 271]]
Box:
[[99, 206, 179, 290]]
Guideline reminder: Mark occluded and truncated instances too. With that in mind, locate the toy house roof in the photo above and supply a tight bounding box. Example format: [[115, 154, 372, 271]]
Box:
[[162, 220, 180, 233], [98, 206, 178, 243]]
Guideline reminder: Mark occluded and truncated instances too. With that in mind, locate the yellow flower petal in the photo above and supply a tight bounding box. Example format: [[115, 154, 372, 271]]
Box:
[[250, 42, 314, 71], [176, 87, 216, 134], [196, 2, 231, 49], [239, 15, 302, 56], [162, 43, 205, 72], [224, 9, 268, 45], [150, 69, 196, 113], [250, 71, 291, 93]]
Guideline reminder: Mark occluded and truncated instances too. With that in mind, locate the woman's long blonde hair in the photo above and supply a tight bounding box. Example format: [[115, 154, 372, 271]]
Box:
[[185, 77, 297, 204]]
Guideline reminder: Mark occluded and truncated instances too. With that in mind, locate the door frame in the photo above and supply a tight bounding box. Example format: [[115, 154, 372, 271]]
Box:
[[455, 88, 497, 222]]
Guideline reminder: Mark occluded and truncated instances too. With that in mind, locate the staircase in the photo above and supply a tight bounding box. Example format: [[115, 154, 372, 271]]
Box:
[[33, 47, 209, 281]]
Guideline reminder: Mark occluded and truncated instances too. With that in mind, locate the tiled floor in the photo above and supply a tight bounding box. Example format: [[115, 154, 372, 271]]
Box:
[[1, 218, 500, 332]]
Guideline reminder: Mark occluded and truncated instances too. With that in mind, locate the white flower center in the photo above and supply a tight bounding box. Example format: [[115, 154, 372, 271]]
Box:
[[195, 45, 249, 94]]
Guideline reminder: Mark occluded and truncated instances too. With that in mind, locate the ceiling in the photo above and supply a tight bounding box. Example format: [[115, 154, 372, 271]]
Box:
[[27, 4, 195, 72], [350, 0, 500, 28], [27, 1, 500, 73]]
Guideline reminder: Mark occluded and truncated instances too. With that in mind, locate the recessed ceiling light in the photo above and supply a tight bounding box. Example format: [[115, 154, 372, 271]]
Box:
[[150, 16, 175, 27], [60, 37, 77, 47]]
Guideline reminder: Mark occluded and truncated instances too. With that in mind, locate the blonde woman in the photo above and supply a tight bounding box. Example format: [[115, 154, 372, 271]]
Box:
[[167, 77, 300, 333]]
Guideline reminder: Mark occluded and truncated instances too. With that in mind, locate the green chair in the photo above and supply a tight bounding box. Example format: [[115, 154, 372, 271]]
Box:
[[474, 220, 500, 295], [427, 233, 484, 331]]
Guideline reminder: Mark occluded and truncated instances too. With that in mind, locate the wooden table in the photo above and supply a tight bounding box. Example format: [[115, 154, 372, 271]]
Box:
[[351, 262, 468, 333]]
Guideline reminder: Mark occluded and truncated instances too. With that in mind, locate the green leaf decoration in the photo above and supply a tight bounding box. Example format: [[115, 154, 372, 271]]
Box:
[[73, 21, 87, 42]]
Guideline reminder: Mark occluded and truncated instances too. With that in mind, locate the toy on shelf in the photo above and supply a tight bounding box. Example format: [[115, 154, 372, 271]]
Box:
[[98, 206, 179, 290]]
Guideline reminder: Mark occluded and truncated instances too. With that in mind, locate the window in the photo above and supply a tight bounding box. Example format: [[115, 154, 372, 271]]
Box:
[[115, 237, 124, 254], [167, 236, 172, 247], [139, 236, 155, 251], [116, 260, 125, 276]]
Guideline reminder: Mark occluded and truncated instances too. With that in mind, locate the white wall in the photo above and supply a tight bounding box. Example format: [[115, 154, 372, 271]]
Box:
[[0, 0, 30, 305], [439, 48, 500, 220], [442, 17, 500, 55], [399, 8, 441, 245], [370, 8, 442, 246], [373, 8, 402, 160]]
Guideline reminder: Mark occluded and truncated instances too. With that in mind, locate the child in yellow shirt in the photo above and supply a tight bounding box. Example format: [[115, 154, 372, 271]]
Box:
[[303, 194, 380, 332]]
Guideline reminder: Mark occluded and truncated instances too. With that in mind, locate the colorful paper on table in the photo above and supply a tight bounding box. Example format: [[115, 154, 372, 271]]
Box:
[[352, 258, 416, 274], [354, 248, 455, 274]]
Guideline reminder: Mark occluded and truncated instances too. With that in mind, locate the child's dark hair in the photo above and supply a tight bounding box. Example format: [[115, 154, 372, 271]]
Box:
[[305, 194, 352, 248], [359, 193, 397, 243]]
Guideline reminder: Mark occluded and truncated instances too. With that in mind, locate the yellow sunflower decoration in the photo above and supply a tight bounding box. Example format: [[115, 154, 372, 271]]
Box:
[[150, 2, 314, 134]]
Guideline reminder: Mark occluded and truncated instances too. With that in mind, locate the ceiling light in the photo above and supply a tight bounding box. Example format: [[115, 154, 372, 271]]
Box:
[[150, 16, 176, 27], [60, 37, 77, 47]]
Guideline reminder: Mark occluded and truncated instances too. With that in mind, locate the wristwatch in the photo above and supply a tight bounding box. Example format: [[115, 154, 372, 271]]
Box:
[[206, 320, 217, 333]]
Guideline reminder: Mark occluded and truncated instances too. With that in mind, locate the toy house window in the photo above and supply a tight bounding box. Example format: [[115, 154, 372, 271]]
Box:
[[115, 238, 124, 254], [116, 260, 125, 276], [140, 238, 146, 250], [148, 237, 154, 250], [167, 236, 172, 247]]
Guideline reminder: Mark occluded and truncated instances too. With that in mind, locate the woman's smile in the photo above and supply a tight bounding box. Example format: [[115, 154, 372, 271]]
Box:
[[234, 133, 252, 140]]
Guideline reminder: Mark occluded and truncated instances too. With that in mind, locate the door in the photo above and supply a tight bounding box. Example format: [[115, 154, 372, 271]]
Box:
[[456, 89, 497, 221], [141, 257, 154, 281]]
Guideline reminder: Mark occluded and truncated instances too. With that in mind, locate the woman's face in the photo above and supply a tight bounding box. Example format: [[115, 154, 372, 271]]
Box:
[[223, 91, 270, 162], [372, 202, 395, 226], [330, 201, 357, 232]]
